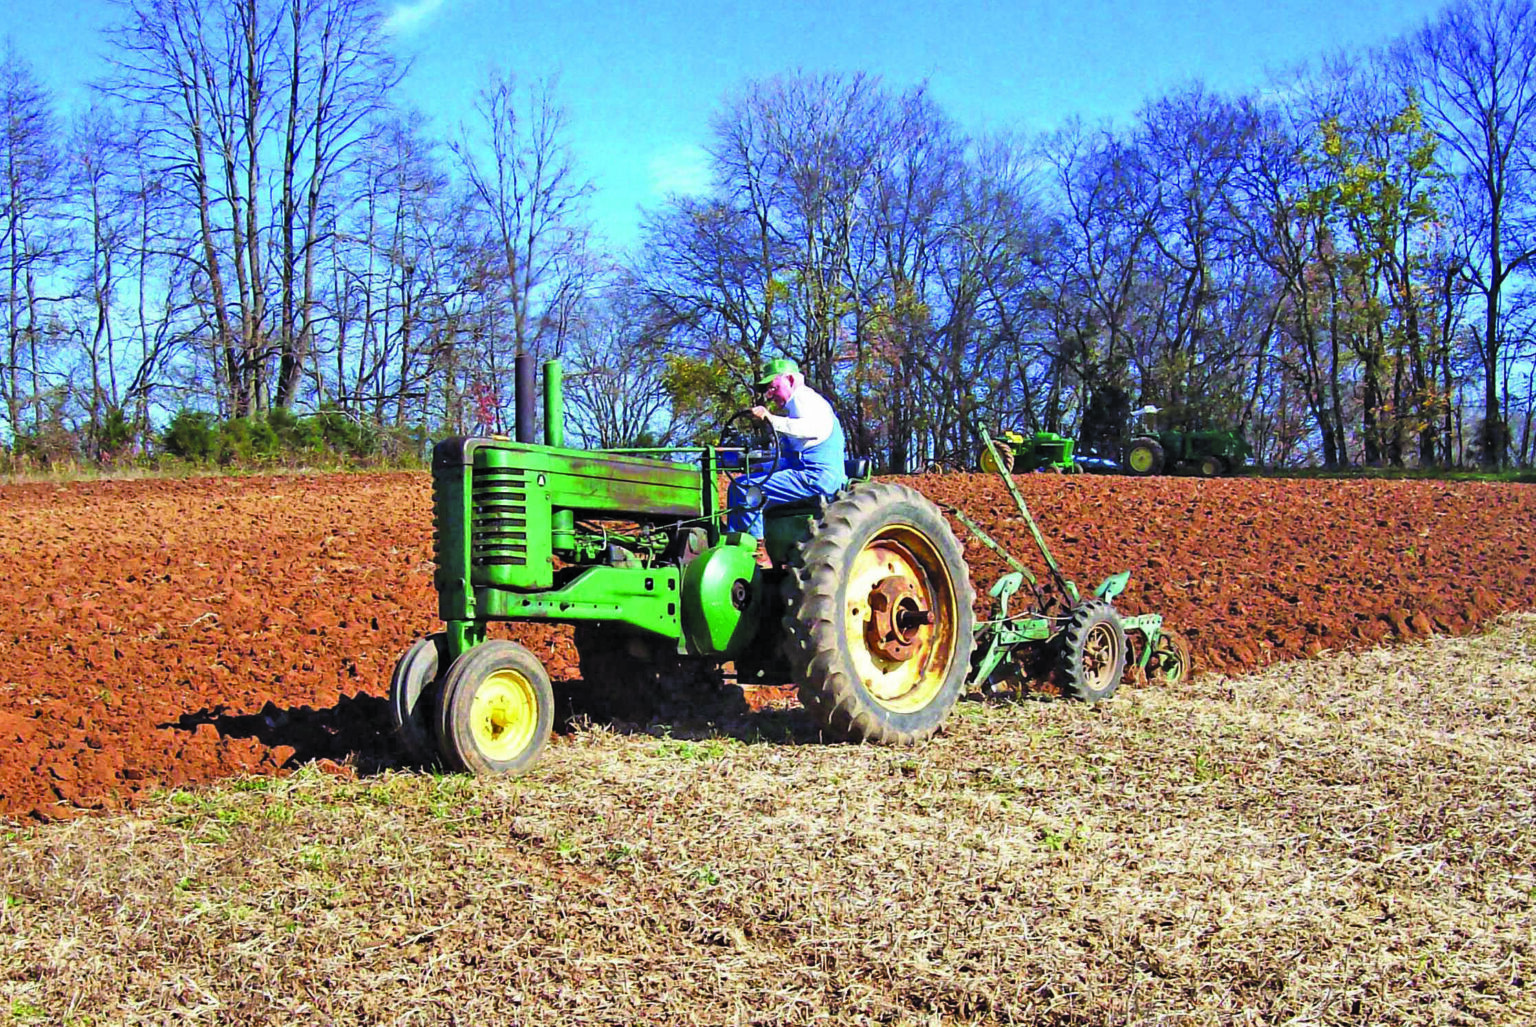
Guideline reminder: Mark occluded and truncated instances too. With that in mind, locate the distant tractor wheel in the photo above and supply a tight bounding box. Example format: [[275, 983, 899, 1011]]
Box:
[[434, 640, 554, 776], [1124, 438, 1164, 476], [389, 633, 444, 766], [1197, 454, 1227, 477], [1058, 601, 1128, 703], [1147, 628, 1193, 686], [782, 483, 976, 744], [979, 442, 1015, 475]]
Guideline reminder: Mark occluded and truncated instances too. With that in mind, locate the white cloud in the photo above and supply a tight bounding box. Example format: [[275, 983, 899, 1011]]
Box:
[[647, 144, 712, 199], [383, 0, 448, 37]]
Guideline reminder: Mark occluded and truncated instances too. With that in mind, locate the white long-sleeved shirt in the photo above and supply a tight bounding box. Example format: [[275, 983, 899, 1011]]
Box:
[[765, 384, 838, 447]]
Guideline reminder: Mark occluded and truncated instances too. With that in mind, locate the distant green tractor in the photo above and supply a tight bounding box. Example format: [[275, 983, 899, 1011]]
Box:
[[979, 429, 1078, 475], [1122, 406, 1253, 477]]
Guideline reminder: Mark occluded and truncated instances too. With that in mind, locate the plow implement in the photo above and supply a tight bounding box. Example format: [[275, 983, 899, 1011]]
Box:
[[955, 428, 1192, 701]]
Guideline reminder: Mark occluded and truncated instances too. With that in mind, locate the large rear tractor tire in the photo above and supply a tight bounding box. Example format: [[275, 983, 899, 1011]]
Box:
[[435, 640, 555, 776], [1058, 601, 1128, 704], [979, 442, 1015, 476], [1124, 438, 1165, 476], [389, 633, 444, 766], [782, 483, 976, 744]]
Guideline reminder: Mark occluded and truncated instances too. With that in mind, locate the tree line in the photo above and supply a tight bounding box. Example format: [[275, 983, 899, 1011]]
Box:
[[3, 0, 1535, 471]]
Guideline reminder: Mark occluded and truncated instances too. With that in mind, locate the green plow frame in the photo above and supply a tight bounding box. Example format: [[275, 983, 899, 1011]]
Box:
[[955, 427, 1168, 692]]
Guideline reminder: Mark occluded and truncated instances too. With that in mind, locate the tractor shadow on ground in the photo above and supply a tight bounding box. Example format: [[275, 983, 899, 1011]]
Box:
[[159, 693, 405, 773], [160, 684, 827, 777], [554, 679, 829, 747]]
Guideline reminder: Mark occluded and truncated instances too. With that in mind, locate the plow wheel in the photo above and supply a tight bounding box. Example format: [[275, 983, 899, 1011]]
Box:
[[434, 640, 554, 776], [782, 483, 975, 744], [388, 633, 444, 766], [1147, 628, 1193, 685], [1058, 601, 1128, 704]]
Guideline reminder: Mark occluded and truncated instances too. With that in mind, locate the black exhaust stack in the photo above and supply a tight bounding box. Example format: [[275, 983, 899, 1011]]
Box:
[[514, 349, 536, 443]]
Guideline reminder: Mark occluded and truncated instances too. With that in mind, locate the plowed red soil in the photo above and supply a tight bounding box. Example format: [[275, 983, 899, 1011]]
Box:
[[1, 471, 1531, 821]]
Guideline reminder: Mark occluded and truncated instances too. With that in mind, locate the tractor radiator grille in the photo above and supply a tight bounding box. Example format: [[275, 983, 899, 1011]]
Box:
[[470, 465, 528, 567]]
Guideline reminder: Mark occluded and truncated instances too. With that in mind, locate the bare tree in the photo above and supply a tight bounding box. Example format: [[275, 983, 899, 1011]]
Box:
[[105, 0, 275, 414], [69, 107, 130, 444], [452, 72, 593, 363], [329, 115, 455, 423], [0, 45, 69, 439], [1398, 0, 1536, 466], [1233, 80, 1352, 467], [860, 89, 965, 468], [561, 278, 686, 447], [274, 0, 398, 409], [1130, 85, 1266, 428]]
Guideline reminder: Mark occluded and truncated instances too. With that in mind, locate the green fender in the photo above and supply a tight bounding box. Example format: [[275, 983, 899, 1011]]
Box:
[[680, 535, 763, 657]]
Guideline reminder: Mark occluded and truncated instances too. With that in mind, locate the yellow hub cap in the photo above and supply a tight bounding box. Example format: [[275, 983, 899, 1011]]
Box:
[[843, 527, 957, 714], [469, 669, 539, 762], [1129, 447, 1154, 472]]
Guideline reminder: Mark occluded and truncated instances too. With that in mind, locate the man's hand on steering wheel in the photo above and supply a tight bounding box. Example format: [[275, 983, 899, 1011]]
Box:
[[719, 407, 778, 458], [750, 405, 770, 420]]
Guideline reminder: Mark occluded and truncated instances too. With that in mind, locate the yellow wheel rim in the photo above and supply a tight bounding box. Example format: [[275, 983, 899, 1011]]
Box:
[[842, 526, 958, 714], [468, 669, 539, 763], [1128, 447, 1154, 472]]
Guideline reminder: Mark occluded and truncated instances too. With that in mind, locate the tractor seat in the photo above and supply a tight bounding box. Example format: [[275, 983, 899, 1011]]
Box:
[[763, 457, 872, 519]]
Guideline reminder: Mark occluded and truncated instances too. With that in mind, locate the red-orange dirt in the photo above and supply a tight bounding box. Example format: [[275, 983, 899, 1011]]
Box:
[[1, 471, 1531, 822]]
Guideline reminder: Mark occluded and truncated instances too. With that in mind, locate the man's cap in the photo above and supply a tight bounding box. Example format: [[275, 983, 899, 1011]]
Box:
[[756, 357, 799, 385]]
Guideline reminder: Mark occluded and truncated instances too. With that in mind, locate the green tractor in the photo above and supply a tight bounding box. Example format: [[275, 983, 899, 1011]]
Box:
[[1122, 406, 1253, 477], [390, 360, 1190, 775], [978, 429, 1078, 475]]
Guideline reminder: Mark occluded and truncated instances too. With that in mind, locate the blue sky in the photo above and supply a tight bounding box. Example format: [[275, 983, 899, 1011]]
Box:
[[7, 0, 1451, 249]]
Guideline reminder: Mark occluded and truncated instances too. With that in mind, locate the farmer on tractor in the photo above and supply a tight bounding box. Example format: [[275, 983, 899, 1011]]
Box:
[[726, 357, 847, 540]]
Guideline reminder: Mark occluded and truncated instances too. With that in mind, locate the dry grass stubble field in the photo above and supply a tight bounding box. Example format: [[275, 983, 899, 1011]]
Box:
[[3, 615, 1533, 1026]]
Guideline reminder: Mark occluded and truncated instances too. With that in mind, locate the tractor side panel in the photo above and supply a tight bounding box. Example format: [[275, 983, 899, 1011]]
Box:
[[433, 435, 707, 630], [432, 442, 475, 622], [543, 452, 703, 518], [1158, 431, 1185, 463]]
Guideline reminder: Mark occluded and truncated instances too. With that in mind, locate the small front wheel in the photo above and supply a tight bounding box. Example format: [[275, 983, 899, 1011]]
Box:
[[434, 641, 555, 776], [1058, 601, 1128, 703], [389, 633, 444, 766]]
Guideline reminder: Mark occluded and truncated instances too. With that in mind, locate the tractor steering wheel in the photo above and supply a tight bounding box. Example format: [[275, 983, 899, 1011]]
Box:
[[719, 407, 778, 459]]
